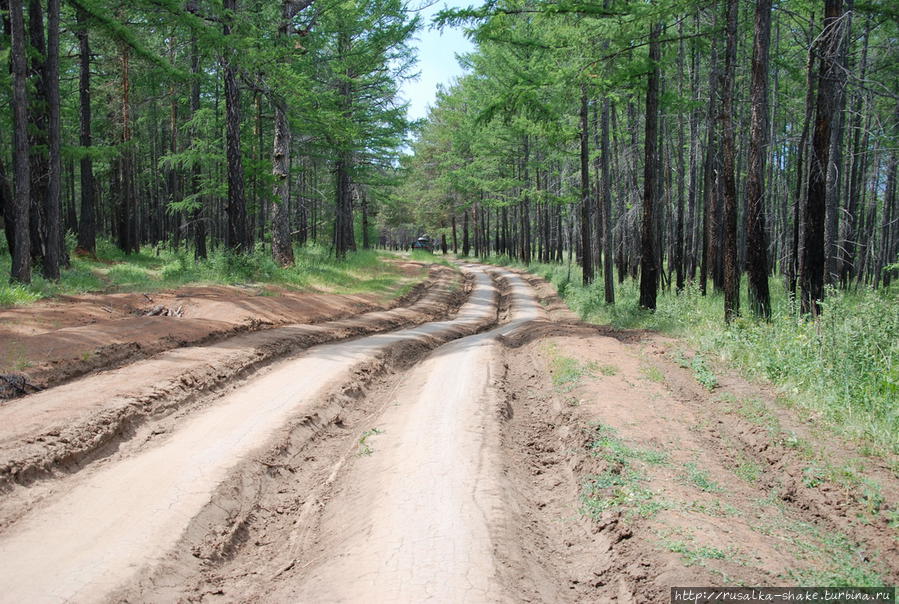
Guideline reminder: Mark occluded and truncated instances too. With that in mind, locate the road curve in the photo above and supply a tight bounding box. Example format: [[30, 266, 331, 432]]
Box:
[[0, 266, 500, 604]]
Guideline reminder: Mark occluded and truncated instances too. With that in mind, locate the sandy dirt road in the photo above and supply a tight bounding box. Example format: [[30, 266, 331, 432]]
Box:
[[0, 265, 499, 603], [287, 271, 548, 603], [1, 263, 896, 603]]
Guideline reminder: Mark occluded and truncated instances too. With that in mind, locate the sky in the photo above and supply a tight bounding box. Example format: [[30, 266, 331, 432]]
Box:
[[400, 0, 476, 123]]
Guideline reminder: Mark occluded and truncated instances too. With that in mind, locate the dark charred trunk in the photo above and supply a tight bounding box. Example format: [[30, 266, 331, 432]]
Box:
[[10, 0, 31, 282], [579, 89, 594, 285], [801, 0, 843, 316], [745, 0, 772, 318], [639, 23, 661, 310], [223, 0, 248, 252]]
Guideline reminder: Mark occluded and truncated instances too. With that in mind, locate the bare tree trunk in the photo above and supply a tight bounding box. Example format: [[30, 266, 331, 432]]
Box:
[[189, 37, 207, 260], [272, 99, 295, 265], [28, 0, 47, 266], [579, 89, 594, 285], [75, 9, 96, 254], [700, 8, 719, 296], [639, 22, 661, 310], [334, 152, 355, 257], [790, 16, 817, 296], [42, 0, 62, 278], [802, 0, 844, 316], [223, 0, 248, 252], [600, 97, 614, 304], [746, 0, 773, 318], [10, 0, 31, 282], [721, 0, 740, 322]]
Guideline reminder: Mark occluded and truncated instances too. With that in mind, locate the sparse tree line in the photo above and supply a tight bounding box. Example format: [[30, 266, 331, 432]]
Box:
[[397, 0, 898, 320], [0, 0, 418, 284]]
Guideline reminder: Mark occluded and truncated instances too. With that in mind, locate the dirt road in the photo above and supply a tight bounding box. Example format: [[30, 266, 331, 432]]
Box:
[[0, 263, 896, 603]]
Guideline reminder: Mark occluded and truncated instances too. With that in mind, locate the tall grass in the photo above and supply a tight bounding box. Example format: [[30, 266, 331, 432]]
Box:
[[0, 241, 422, 305], [480, 253, 899, 452]]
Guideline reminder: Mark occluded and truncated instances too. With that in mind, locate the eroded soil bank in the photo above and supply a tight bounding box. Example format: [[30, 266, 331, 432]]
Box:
[[0, 260, 433, 397]]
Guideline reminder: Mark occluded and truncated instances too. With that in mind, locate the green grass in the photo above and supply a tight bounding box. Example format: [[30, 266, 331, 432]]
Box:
[[0, 241, 425, 305], [478, 254, 899, 453], [358, 427, 384, 456], [544, 342, 598, 392], [579, 423, 670, 519], [662, 538, 728, 566], [683, 461, 724, 493]]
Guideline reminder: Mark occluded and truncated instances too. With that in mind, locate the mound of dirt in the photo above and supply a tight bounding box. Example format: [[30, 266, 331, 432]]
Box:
[[0, 263, 434, 396]]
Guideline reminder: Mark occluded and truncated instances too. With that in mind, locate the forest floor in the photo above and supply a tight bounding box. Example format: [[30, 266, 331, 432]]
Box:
[[0, 260, 895, 603]]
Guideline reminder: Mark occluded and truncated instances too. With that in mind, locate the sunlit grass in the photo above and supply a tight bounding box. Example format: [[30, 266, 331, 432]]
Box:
[[479, 253, 899, 453], [0, 240, 424, 305]]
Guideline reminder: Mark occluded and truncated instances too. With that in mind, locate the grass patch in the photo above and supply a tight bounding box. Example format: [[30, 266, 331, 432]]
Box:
[[580, 469, 667, 519], [477, 254, 899, 453], [640, 364, 665, 383], [683, 461, 724, 493], [544, 342, 598, 393], [663, 538, 728, 566], [580, 423, 669, 519], [0, 241, 425, 305]]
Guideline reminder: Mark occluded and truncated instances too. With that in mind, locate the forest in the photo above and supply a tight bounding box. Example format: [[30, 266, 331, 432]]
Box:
[[0, 0, 416, 282], [0, 0, 897, 324], [394, 0, 898, 322]]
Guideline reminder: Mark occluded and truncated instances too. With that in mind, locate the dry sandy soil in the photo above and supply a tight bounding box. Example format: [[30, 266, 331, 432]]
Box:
[[0, 262, 895, 603], [0, 260, 430, 395]]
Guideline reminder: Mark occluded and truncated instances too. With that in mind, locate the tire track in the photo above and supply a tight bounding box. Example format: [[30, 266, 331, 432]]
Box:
[[0, 265, 500, 604], [284, 270, 549, 603]]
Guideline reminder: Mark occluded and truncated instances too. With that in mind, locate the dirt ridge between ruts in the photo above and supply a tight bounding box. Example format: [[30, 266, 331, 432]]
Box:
[[0, 265, 467, 495], [107, 267, 530, 603], [0, 263, 439, 399]]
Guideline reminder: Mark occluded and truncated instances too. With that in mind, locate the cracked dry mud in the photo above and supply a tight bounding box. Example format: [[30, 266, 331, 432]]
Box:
[[0, 263, 896, 603]]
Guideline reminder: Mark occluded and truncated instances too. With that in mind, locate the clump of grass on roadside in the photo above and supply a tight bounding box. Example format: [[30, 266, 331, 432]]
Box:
[[580, 423, 669, 519], [543, 342, 598, 392], [479, 253, 899, 454]]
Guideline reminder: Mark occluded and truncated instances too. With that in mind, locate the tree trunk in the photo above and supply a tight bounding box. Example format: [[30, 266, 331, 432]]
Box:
[[75, 10, 96, 254], [579, 89, 594, 285], [462, 208, 470, 256], [223, 0, 248, 252], [10, 0, 31, 282], [28, 0, 47, 267], [190, 37, 207, 260], [271, 101, 295, 265], [745, 0, 773, 318], [600, 97, 614, 304], [802, 0, 844, 316], [639, 22, 661, 310], [334, 152, 355, 257], [43, 0, 62, 279]]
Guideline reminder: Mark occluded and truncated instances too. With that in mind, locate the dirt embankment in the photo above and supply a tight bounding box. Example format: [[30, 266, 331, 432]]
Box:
[[0, 265, 466, 496], [497, 324, 898, 600], [0, 261, 432, 397]]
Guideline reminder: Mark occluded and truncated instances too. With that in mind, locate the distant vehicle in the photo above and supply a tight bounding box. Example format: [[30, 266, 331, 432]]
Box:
[[411, 236, 433, 252]]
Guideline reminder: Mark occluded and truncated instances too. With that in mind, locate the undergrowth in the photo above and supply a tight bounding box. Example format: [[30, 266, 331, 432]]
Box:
[[478, 253, 899, 453], [0, 241, 422, 304]]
